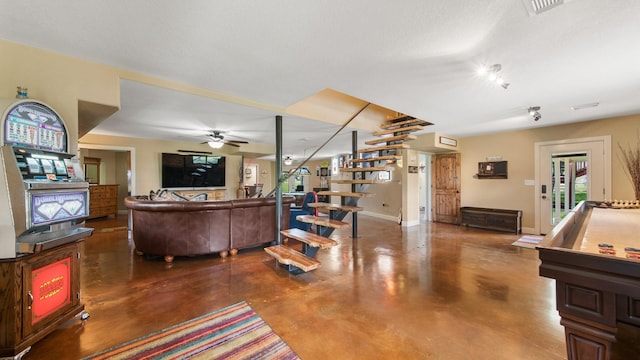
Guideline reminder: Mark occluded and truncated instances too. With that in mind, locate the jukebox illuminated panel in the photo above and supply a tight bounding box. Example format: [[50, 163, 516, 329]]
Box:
[[30, 190, 89, 228], [3, 100, 67, 153], [30, 256, 72, 325]]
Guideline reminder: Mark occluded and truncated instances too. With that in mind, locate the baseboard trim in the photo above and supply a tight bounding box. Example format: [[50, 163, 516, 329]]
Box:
[[359, 211, 397, 223]]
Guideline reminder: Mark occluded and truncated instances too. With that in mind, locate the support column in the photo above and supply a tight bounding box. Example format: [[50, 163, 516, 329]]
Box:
[[275, 115, 283, 245], [352, 130, 358, 238]]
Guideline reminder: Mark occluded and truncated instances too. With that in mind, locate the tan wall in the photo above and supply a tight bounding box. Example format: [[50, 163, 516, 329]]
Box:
[[459, 114, 640, 229], [0, 40, 120, 154], [80, 134, 242, 198], [3, 39, 639, 226], [357, 166, 403, 219]]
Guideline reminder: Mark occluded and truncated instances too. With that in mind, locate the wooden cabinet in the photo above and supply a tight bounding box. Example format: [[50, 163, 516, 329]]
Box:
[[0, 242, 84, 358], [460, 207, 522, 234], [88, 184, 118, 219]]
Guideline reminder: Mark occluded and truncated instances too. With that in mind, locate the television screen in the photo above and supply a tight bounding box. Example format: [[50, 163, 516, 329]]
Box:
[[161, 153, 225, 188]]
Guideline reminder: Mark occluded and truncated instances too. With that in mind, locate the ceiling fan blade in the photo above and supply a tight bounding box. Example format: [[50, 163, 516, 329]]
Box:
[[226, 140, 249, 144], [224, 142, 240, 147]]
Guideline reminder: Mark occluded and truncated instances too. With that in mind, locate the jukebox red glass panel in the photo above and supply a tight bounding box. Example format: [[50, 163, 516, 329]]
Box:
[[31, 257, 72, 324]]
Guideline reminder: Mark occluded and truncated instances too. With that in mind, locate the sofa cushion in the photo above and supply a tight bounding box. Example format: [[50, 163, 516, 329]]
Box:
[[149, 189, 168, 200], [149, 189, 208, 201]]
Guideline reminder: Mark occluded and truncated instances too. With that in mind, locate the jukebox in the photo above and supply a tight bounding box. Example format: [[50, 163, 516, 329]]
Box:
[[0, 99, 93, 359]]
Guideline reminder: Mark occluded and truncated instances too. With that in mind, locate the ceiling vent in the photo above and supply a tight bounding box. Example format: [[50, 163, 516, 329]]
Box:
[[522, 0, 564, 15]]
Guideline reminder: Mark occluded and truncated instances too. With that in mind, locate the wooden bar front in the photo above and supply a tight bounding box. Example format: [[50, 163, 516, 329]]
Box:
[[538, 201, 640, 359], [0, 241, 84, 358]]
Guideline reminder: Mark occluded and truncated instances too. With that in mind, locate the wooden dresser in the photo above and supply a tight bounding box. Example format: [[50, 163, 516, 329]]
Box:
[[88, 184, 118, 219]]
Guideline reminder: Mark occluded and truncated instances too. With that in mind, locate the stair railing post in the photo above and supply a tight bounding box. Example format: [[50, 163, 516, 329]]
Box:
[[351, 130, 358, 238], [276, 115, 283, 245]]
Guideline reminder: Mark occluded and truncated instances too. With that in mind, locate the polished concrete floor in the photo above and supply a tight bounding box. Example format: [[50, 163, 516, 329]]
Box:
[[24, 214, 567, 359]]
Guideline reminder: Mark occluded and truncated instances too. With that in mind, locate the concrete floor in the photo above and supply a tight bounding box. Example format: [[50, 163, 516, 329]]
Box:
[[24, 214, 567, 359]]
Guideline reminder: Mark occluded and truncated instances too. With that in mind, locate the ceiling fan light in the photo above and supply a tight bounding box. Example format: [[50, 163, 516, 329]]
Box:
[[283, 156, 293, 166], [208, 141, 224, 149]]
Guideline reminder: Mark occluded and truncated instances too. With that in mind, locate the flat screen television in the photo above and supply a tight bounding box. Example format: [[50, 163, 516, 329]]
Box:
[[161, 153, 225, 188]]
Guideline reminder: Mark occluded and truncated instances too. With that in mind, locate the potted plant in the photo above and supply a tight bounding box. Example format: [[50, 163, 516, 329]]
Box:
[[618, 133, 640, 200]]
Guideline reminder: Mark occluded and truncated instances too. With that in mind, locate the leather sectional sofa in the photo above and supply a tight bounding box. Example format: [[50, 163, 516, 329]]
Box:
[[124, 196, 295, 263]]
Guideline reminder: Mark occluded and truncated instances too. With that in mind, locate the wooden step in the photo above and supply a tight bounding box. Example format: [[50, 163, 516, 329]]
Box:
[[381, 118, 431, 130], [296, 215, 351, 228], [364, 134, 416, 145], [281, 228, 338, 249], [331, 179, 386, 184], [264, 245, 320, 272], [307, 202, 364, 212], [359, 143, 410, 154], [339, 166, 392, 172], [373, 125, 424, 136], [349, 155, 402, 163], [383, 114, 415, 123], [316, 191, 374, 198]]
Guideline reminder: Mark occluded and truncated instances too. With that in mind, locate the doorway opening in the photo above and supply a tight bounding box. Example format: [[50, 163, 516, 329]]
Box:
[[550, 153, 587, 224], [535, 136, 610, 235], [78, 143, 135, 215]]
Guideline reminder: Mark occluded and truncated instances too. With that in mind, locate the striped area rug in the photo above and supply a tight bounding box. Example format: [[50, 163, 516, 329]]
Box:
[[512, 235, 544, 249], [85, 301, 299, 360]]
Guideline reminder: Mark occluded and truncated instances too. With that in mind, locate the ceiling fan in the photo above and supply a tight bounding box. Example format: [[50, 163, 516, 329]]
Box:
[[201, 131, 249, 148]]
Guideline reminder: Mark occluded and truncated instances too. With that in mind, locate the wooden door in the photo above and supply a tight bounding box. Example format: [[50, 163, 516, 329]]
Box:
[[432, 153, 461, 224]]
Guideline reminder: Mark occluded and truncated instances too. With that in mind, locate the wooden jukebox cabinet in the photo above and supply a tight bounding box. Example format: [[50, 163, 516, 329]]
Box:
[[0, 99, 93, 359]]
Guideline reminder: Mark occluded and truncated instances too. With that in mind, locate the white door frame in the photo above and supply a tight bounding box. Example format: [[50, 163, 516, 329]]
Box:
[[534, 136, 611, 234]]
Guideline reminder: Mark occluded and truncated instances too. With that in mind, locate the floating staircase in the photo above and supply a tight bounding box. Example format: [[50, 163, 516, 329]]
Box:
[[264, 114, 431, 274]]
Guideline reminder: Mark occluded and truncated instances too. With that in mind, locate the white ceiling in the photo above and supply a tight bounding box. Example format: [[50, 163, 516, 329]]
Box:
[[1, 0, 640, 160]]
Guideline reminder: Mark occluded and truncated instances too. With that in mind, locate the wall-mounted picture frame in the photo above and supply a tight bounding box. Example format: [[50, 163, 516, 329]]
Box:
[[439, 136, 457, 147], [477, 161, 508, 179]]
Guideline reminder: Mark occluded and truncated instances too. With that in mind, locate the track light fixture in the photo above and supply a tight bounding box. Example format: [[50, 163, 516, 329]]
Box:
[[477, 64, 509, 89], [528, 106, 541, 121]]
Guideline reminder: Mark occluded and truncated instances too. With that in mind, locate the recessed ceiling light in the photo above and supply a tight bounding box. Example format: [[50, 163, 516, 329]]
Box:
[[571, 102, 599, 111]]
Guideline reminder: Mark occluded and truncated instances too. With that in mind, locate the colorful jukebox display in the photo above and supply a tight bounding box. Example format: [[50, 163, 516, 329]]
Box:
[[0, 99, 93, 359]]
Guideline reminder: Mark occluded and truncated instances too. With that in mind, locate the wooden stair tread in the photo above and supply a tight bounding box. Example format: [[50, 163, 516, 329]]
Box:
[[281, 228, 337, 249], [359, 143, 410, 153], [373, 125, 424, 136], [364, 134, 416, 145], [339, 166, 393, 172], [349, 155, 402, 163], [381, 118, 431, 129], [316, 190, 374, 198], [307, 202, 364, 212], [384, 114, 415, 123], [331, 179, 386, 184], [264, 245, 320, 272], [296, 215, 351, 228]]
